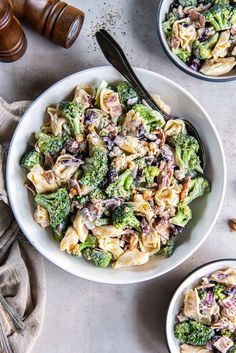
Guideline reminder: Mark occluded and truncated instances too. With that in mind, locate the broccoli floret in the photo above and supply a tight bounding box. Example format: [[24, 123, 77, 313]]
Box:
[[179, 0, 198, 7], [170, 133, 203, 176], [160, 238, 177, 257], [133, 104, 165, 130], [75, 195, 89, 206], [105, 169, 133, 200], [116, 82, 140, 111], [213, 284, 226, 300], [230, 346, 236, 353], [35, 188, 70, 228], [204, 5, 236, 31], [221, 329, 233, 338], [112, 203, 140, 231], [80, 147, 108, 188], [192, 33, 219, 60], [170, 202, 192, 227], [37, 133, 64, 154], [214, 0, 230, 5], [172, 48, 191, 62], [135, 157, 147, 169], [89, 188, 106, 201], [185, 177, 211, 204], [174, 320, 214, 346], [162, 12, 178, 39], [143, 166, 159, 186], [79, 235, 97, 252], [59, 101, 84, 136], [83, 248, 112, 268], [21, 149, 43, 170]]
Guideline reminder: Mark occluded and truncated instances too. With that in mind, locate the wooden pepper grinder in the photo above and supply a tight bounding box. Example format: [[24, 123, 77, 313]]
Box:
[[12, 0, 85, 48], [0, 0, 27, 62]]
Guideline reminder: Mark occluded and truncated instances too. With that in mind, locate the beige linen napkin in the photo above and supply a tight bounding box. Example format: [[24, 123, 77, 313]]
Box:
[[0, 98, 46, 353]]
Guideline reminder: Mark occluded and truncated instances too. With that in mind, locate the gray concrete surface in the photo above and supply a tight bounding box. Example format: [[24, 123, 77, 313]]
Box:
[[1, 1, 236, 352]]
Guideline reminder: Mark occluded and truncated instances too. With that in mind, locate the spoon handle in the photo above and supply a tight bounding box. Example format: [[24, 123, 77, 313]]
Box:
[[96, 29, 170, 119]]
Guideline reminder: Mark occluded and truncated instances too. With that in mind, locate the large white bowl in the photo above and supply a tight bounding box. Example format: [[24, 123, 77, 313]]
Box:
[[6, 66, 226, 284], [166, 259, 236, 352]]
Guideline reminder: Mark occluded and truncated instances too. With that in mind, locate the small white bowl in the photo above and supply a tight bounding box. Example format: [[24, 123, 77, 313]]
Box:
[[6, 66, 226, 284], [166, 259, 236, 352], [157, 1, 236, 82]]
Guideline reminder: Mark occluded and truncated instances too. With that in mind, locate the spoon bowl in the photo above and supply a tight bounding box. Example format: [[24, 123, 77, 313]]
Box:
[[96, 29, 206, 169]]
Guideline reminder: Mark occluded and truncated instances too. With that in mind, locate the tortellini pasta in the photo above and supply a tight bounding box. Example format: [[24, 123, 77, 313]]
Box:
[[99, 237, 124, 260], [153, 95, 171, 115], [47, 107, 66, 136], [60, 226, 80, 256], [114, 135, 147, 155], [99, 86, 122, 118], [113, 249, 149, 269], [155, 187, 180, 209], [210, 268, 236, 286], [131, 194, 154, 222], [200, 57, 236, 76], [180, 344, 212, 353], [212, 30, 231, 59], [140, 226, 161, 255], [183, 288, 219, 325], [164, 119, 187, 137], [34, 205, 50, 228], [73, 211, 89, 243], [92, 225, 126, 239], [74, 84, 95, 108], [52, 154, 79, 183], [27, 165, 58, 194], [122, 109, 148, 136], [172, 21, 197, 52]]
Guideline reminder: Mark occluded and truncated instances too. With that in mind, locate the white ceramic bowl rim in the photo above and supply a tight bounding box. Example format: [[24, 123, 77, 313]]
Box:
[[6, 66, 227, 284], [166, 259, 236, 352]]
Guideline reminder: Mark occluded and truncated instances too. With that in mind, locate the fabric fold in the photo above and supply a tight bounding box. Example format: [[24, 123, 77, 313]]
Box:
[[0, 98, 46, 353]]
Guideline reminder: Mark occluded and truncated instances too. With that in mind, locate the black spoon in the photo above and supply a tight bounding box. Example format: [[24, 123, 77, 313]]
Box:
[[96, 28, 206, 170]]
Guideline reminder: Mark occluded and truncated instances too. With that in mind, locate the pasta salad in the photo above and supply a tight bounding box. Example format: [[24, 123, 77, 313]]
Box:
[[162, 0, 236, 76], [20, 81, 210, 269], [174, 268, 236, 353]]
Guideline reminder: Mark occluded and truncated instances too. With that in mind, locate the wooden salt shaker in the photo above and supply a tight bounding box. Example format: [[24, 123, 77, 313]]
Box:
[[12, 0, 85, 48], [0, 0, 27, 62]]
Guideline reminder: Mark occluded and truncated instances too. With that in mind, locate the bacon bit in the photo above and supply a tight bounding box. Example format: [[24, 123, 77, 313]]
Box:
[[171, 35, 181, 50], [152, 128, 166, 149], [189, 10, 206, 27], [158, 162, 174, 190], [43, 170, 55, 184], [213, 336, 234, 353], [105, 95, 118, 105], [180, 176, 191, 201], [211, 317, 236, 332], [155, 218, 170, 245], [229, 218, 236, 232], [110, 105, 122, 119], [231, 23, 236, 36], [44, 154, 55, 169]]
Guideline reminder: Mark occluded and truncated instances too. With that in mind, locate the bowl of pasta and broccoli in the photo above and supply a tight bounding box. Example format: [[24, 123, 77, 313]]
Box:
[[157, 0, 236, 81], [6, 67, 226, 283], [166, 259, 236, 353]]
